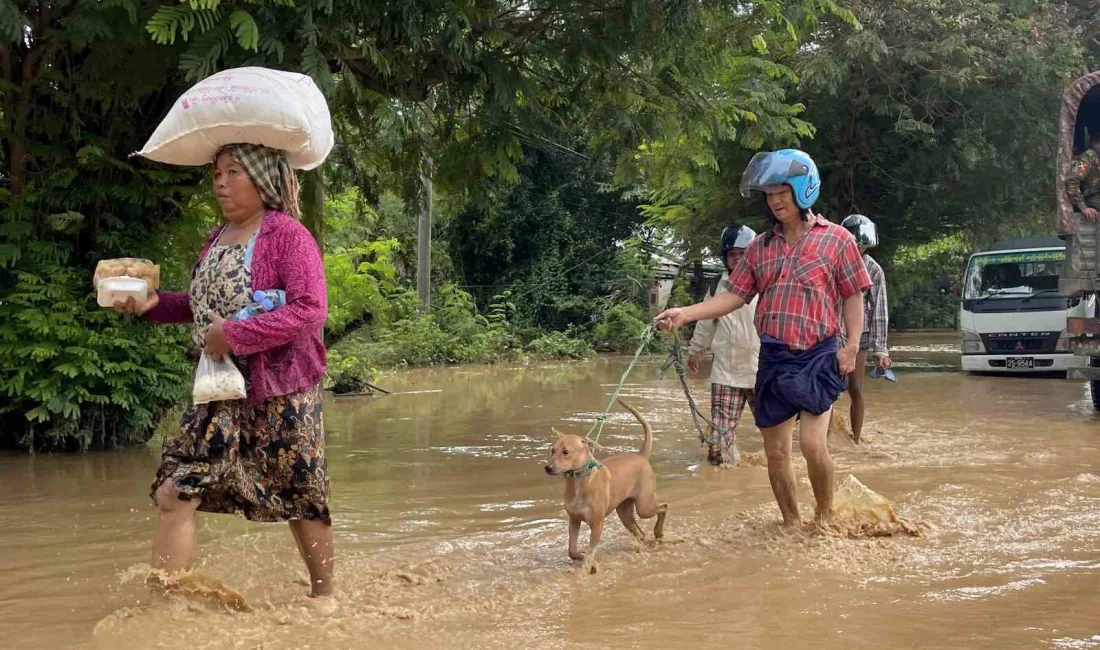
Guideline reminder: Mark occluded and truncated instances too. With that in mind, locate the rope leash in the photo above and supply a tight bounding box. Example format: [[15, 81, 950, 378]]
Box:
[[584, 321, 734, 459], [661, 330, 731, 449], [586, 322, 658, 443]]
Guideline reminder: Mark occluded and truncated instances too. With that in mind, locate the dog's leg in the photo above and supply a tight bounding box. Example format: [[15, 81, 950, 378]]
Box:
[[568, 518, 584, 561], [616, 500, 645, 541], [635, 491, 668, 542], [580, 518, 605, 574], [653, 503, 668, 540]]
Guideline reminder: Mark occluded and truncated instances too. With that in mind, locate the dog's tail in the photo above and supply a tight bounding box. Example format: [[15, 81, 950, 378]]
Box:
[[616, 399, 653, 459]]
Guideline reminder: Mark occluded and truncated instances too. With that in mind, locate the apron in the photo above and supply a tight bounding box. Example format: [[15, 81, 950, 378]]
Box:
[[188, 227, 260, 359], [152, 222, 331, 523]]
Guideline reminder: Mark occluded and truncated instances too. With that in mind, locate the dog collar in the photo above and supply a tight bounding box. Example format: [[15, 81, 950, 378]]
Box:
[[564, 459, 602, 478]]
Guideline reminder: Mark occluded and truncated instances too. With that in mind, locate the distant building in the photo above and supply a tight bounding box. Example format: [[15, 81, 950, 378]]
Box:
[[648, 249, 724, 313]]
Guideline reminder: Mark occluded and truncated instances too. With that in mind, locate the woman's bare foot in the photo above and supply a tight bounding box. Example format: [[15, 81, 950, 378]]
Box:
[[780, 517, 803, 530], [292, 592, 341, 616], [145, 570, 252, 612]]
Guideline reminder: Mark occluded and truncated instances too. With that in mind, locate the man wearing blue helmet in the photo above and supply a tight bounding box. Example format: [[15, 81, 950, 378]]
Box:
[[655, 149, 872, 527]]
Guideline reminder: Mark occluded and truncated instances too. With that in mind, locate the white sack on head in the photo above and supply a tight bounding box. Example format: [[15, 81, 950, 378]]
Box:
[[134, 67, 333, 171]]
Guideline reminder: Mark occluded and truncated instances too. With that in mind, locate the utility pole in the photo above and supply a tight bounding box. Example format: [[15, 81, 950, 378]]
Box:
[[417, 154, 433, 313]]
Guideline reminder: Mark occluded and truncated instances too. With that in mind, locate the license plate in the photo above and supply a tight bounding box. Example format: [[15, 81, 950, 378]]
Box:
[[1006, 357, 1034, 369]]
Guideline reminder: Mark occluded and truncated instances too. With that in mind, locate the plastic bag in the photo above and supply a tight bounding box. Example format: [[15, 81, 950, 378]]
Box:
[[830, 475, 921, 537], [193, 353, 247, 405], [133, 66, 333, 170]]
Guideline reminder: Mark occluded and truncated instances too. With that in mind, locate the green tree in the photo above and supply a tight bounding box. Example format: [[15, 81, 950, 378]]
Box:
[[0, 0, 874, 449], [799, 0, 1082, 250], [1, 2, 202, 449], [447, 146, 646, 332]]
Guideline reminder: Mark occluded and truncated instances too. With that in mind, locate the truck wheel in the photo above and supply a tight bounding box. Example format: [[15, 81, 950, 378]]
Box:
[[1091, 357, 1100, 412]]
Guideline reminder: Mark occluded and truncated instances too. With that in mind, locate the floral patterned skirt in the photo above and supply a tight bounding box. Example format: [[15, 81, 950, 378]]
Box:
[[152, 385, 330, 523]]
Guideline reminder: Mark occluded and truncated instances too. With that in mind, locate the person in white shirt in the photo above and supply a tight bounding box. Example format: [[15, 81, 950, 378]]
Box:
[[687, 224, 761, 466]]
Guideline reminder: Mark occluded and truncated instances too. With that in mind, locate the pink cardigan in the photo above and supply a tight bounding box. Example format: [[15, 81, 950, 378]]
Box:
[[146, 211, 327, 404]]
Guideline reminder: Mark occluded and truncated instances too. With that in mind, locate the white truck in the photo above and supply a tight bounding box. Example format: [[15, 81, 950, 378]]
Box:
[[960, 237, 1091, 375]]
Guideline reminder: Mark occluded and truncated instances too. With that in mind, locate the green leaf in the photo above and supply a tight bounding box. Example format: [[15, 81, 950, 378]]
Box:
[[301, 43, 333, 92], [229, 10, 260, 52], [0, 0, 30, 44], [751, 34, 767, 54], [101, 0, 140, 24], [179, 22, 232, 80], [146, 5, 220, 45], [45, 212, 85, 234], [25, 406, 50, 423]]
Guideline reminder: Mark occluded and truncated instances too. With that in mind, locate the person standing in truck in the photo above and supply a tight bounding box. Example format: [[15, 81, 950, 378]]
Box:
[[687, 224, 760, 467], [839, 214, 891, 444], [1065, 132, 1100, 221]]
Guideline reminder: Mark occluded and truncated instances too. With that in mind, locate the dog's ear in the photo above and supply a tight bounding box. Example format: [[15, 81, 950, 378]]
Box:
[[582, 437, 603, 451], [552, 427, 565, 440]]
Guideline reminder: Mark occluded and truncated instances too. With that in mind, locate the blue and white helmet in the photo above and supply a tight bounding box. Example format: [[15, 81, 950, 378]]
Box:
[[719, 224, 757, 271], [719, 224, 757, 258], [739, 149, 821, 210]]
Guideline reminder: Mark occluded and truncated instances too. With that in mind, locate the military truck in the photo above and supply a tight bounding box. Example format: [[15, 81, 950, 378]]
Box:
[[1056, 71, 1100, 409]]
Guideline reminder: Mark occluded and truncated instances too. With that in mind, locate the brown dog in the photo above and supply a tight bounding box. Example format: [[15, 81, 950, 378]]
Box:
[[545, 399, 667, 573]]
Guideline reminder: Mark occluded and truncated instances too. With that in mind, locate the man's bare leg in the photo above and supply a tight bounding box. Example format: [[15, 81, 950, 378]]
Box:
[[290, 519, 335, 597], [152, 480, 201, 574], [847, 350, 868, 442], [761, 418, 800, 527], [798, 409, 835, 524]]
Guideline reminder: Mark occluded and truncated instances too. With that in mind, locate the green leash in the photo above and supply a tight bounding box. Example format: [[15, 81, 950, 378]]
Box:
[[581, 321, 732, 457], [585, 322, 658, 444]]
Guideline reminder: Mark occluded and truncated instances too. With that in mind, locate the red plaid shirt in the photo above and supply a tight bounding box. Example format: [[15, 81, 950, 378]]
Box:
[[727, 215, 872, 351]]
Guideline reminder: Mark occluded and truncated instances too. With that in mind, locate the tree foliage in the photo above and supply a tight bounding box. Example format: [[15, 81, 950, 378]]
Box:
[[447, 146, 647, 332], [4, 0, 1093, 449], [800, 0, 1082, 252], [1, 2, 201, 449], [2, 0, 832, 449], [644, 0, 1086, 265]]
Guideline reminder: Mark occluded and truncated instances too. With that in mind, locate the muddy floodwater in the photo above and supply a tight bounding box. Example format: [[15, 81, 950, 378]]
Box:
[[3, 331, 1099, 649]]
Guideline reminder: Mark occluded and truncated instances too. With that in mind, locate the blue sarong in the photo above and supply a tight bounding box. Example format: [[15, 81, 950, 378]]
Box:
[[753, 335, 847, 429]]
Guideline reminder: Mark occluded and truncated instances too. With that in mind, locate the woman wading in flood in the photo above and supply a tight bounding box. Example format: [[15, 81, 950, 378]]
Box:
[[116, 144, 333, 599]]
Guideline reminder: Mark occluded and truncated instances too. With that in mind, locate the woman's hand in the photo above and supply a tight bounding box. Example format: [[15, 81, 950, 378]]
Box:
[[113, 293, 160, 316], [874, 354, 892, 369], [688, 353, 705, 376], [204, 312, 232, 359]]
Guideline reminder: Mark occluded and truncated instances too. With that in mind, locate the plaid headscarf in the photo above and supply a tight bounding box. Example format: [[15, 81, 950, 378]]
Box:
[[215, 144, 301, 219]]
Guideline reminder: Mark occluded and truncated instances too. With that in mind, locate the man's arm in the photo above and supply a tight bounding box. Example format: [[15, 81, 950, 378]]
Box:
[[681, 291, 746, 324], [656, 251, 756, 328], [834, 233, 873, 374], [687, 292, 718, 355], [841, 291, 865, 352], [1067, 153, 1092, 213]]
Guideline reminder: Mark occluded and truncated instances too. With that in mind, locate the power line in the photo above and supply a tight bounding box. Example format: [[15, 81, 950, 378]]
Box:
[[507, 125, 591, 161]]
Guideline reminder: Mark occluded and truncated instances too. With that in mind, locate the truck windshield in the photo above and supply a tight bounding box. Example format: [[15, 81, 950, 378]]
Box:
[[963, 250, 1064, 301]]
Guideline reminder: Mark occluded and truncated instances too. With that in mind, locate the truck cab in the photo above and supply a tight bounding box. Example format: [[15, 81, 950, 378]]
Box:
[[960, 237, 1091, 374]]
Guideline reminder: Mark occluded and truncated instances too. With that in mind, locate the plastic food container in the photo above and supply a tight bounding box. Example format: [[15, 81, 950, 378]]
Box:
[[97, 276, 149, 307], [93, 258, 160, 290]]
